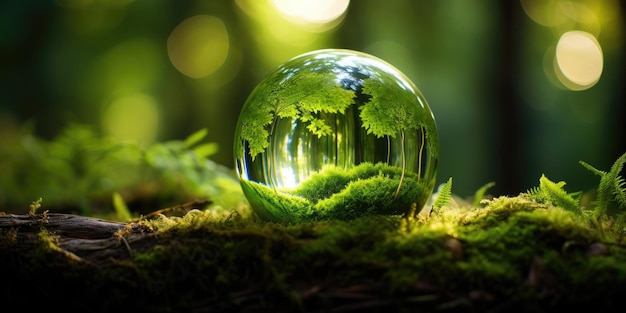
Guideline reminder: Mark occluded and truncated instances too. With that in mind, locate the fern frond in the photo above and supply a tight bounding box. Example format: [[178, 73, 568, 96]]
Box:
[[432, 177, 452, 215], [613, 175, 626, 210], [526, 186, 545, 203], [581, 152, 626, 216], [535, 174, 582, 215], [579, 160, 606, 177], [599, 153, 626, 216], [609, 152, 626, 176], [596, 173, 613, 205]]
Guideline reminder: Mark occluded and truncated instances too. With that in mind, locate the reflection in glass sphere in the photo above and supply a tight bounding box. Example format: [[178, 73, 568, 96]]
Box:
[[234, 49, 439, 223]]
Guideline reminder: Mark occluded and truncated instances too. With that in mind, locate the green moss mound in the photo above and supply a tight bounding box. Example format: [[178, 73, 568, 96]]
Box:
[[240, 162, 431, 223], [3, 193, 626, 312]]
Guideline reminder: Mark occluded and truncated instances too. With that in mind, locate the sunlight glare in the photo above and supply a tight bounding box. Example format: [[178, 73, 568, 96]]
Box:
[[271, 0, 349, 32]]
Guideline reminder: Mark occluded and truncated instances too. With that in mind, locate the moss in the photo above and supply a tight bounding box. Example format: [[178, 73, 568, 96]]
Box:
[[240, 162, 431, 223], [134, 195, 626, 310], [3, 193, 626, 312]]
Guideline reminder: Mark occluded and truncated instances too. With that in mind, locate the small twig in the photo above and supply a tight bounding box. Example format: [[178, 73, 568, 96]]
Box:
[[114, 230, 133, 258], [138, 199, 212, 220]]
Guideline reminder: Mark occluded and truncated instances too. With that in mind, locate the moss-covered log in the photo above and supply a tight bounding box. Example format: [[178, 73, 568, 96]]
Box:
[[2, 195, 626, 312], [0, 213, 154, 263]]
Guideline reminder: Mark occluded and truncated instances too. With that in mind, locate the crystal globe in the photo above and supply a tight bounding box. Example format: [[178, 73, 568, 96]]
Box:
[[234, 49, 439, 223]]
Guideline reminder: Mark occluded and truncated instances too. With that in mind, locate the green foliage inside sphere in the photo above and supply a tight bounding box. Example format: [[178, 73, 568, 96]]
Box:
[[234, 49, 439, 222]]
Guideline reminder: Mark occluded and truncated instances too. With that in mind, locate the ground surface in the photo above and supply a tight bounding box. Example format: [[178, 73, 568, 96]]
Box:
[[2, 191, 626, 313]]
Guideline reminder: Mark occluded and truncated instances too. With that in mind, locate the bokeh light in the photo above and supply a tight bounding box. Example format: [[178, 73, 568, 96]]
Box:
[[521, 0, 616, 91], [96, 38, 162, 94], [520, 0, 558, 27], [520, 0, 600, 34], [102, 93, 160, 144], [554, 30, 603, 90], [1, 1, 623, 203], [167, 15, 230, 79], [270, 0, 349, 32], [234, 0, 340, 75], [553, 1, 601, 36]]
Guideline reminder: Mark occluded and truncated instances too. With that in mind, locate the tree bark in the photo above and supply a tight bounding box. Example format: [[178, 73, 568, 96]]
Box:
[[0, 212, 154, 264]]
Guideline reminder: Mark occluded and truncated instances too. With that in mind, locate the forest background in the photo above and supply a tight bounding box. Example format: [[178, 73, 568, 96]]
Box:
[[0, 0, 624, 213]]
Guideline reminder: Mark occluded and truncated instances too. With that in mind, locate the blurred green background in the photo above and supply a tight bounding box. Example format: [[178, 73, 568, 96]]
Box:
[[0, 0, 624, 210]]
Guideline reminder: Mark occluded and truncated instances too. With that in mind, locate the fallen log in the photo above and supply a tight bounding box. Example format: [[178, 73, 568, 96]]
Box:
[[0, 212, 154, 263]]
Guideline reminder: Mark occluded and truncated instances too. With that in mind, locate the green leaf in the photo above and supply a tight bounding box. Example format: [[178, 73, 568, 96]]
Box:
[[112, 192, 132, 222], [473, 181, 495, 207], [360, 77, 423, 138], [307, 118, 333, 138], [240, 118, 271, 160], [193, 142, 219, 159], [184, 128, 208, 148], [235, 66, 355, 160]]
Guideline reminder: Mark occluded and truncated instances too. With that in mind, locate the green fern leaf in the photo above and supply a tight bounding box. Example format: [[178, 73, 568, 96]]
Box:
[[613, 176, 626, 209], [360, 78, 423, 138], [432, 177, 452, 214], [609, 152, 626, 175], [534, 174, 581, 214], [584, 152, 626, 216], [235, 69, 354, 160], [579, 160, 606, 177], [306, 118, 333, 138], [608, 152, 626, 211], [526, 184, 548, 204]]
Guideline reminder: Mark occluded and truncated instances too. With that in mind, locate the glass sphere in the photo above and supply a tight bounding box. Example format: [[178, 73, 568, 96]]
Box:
[[234, 49, 439, 223]]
